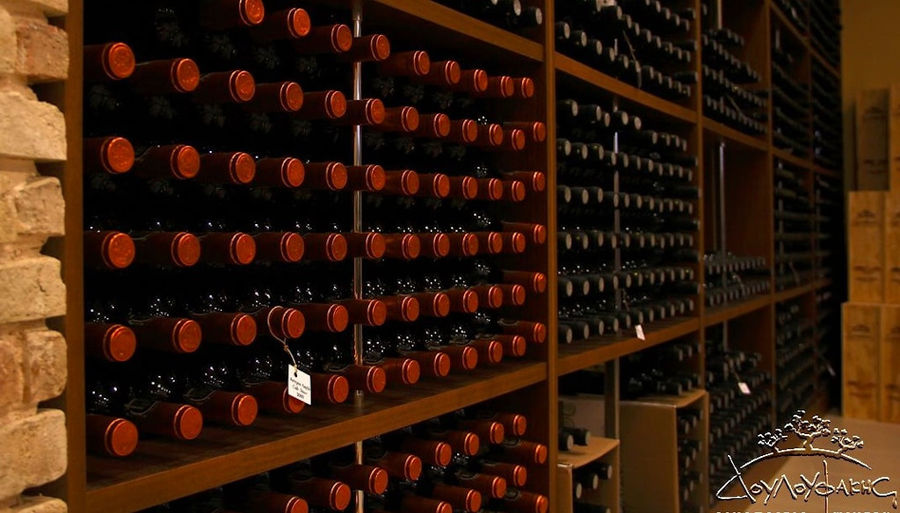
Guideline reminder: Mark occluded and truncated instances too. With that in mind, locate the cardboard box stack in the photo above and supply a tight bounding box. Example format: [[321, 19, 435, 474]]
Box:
[[843, 87, 900, 421]]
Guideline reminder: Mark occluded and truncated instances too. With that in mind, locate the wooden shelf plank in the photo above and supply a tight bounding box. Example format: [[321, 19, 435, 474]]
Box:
[[702, 294, 772, 327], [554, 52, 698, 124], [813, 163, 842, 178], [622, 387, 707, 409], [815, 277, 834, 289], [701, 117, 769, 152], [557, 318, 701, 376], [770, 3, 808, 46], [772, 278, 833, 303], [810, 47, 841, 78], [558, 436, 619, 468], [368, 0, 543, 61], [85, 361, 547, 513], [772, 146, 813, 169]]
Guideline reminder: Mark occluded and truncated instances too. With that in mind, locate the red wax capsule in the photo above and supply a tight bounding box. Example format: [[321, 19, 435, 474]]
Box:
[[250, 8, 311, 41], [382, 357, 421, 385], [383, 169, 420, 196], [378, 50, 431, 77], [84, 136, 134, 174], [293, 24, 353, 54], [414, 113, 452, 139], [84, 42, 136, 81]]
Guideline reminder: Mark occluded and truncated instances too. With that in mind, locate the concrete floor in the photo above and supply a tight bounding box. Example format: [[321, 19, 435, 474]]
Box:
[[711, 415, 900, 513]]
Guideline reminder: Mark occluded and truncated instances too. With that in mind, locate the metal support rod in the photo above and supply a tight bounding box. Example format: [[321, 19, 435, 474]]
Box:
[[718, 141, 728, 349], [715, 0, 723, 30], [612, 97, 622, 314], [350, 2, 364, 513], [718, 141, 726, 274], [604, 359, 620, 439]]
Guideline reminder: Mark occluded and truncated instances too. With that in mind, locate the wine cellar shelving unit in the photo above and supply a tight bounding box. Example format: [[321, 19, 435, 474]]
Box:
[[48, 0, 843, 512]]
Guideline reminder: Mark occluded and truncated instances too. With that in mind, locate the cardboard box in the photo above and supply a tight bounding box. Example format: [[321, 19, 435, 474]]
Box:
[[890, 85, 900, 189], [842, 302, 881, 420], [848, 191, 885, 302], [884, 192, 900, 303], [881, 305, 900, 423], [856, 89, 889, 190], [621, 390, 708, 513]]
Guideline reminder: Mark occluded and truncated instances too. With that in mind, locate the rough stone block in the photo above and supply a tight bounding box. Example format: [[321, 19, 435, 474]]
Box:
[[7, 496, 66, 513], [23, 328, 65, 403], [0, 196, 16, 243], [0, 5, 15, 74], [0, 0, 67, 17], [0, 256, 65, 323], [14, 16, 68, 81], [0, 409, 66, 502], [13, 176, 64, 237], [0, 92, 65, 161], [0, 336, 24, 411]]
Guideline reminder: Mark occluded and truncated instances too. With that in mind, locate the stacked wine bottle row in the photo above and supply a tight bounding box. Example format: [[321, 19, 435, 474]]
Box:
[[676, 407, 704, 513], [773, 159, 813, 292], [702, 252, 770, 308], [809, 0, 841, 67], [570, 462, 615, 513], [434, 0, 544, 34], [775, 300, 817, 423], [814, 288, 840, 391], [134, 405, 547, 513], [621, 340, 702, 399], [700, 7, 767, 135], [811, 63, 841, 170], [82, 0, 548, 459], [555, 0, 696, 101], [813, 172, 841, 282], [705, 325, 772, 508], [356, 6, 550, 384], [557, 94, 699, 344], [771, 25, 811, 157], [558, 417, 591, 454], [774, 0, 808, 32]]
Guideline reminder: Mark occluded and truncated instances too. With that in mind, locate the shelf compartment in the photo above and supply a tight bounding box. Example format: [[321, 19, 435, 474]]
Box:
[[557, 318, 700, 376], [555, 52, 698, 124], [85, 361, 547, 513], [621, 389, 709, 513], [557, 437, 620, 513]]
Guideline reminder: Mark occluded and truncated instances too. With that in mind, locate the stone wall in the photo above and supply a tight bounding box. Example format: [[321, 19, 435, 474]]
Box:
[[0, 0, 69, 512]]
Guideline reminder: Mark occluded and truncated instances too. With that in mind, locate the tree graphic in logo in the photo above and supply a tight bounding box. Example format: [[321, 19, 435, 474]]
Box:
[[755, 411, 865, 462], [717, 410, 897, 511]]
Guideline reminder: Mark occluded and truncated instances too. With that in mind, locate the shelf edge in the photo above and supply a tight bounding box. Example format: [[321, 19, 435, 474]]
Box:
[[701, 116, 770, 152], [702, 294, 772, 327], [557, 318, 701, 376]]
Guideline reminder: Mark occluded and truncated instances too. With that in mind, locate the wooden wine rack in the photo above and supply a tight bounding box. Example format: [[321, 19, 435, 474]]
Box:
[[47, 1, 843, 512]]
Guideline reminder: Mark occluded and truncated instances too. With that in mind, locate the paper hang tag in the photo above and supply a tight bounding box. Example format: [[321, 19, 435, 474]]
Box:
[[738, 381, 752, 395], [635, 324, 646, 340], [826, 362, 837, 377], [288, 365, 312, 405]]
